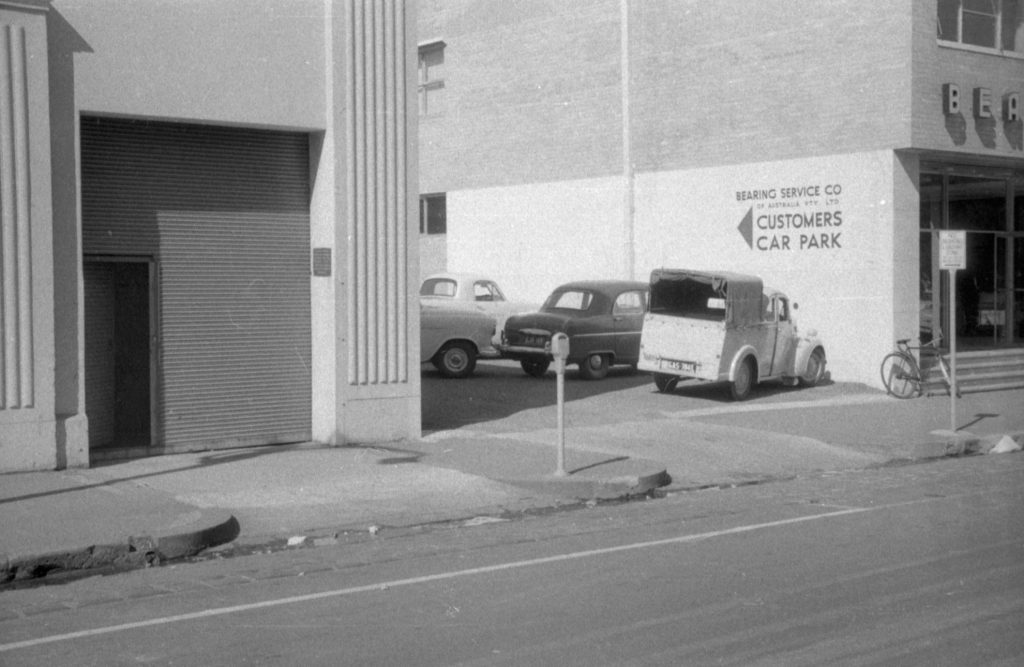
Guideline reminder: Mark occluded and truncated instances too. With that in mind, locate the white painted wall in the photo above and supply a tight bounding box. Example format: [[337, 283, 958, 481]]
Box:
[[634, 151, 904, 387], [444, 152, 911, 388], [447, 177, 627, 305]]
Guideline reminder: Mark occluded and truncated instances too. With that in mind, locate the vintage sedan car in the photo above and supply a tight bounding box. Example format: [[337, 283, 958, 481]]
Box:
[[637, 268, 827, 399], [499, 280, 649, 379], [420, 272, 534, 345], [420, 301, 498, 379]]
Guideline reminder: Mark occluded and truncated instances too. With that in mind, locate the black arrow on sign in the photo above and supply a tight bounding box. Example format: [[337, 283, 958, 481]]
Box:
[[738, 207, 753, 249]]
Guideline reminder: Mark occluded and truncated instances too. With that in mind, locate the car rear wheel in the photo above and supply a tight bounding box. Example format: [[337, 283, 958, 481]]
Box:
[[433, 342, 476, 379], [653, 373, 678, 393], [521, 359, 550, 377], [799, 348, 826, 387], [730, 357, 755, 400], [578, 353, 610, 380]]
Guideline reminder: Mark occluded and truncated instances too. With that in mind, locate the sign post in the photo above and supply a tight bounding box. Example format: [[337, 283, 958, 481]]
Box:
[[551, 333, 570, 477], [938, 230, 966, 433]]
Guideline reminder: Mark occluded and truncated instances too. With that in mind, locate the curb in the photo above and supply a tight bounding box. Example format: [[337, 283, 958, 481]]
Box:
[[0, 513, 240, 584], [499, 468, 671, 500]]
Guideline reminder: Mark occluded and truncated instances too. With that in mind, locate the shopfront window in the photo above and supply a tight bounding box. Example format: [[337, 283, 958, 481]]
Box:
[[921, 168, 1022, 347]]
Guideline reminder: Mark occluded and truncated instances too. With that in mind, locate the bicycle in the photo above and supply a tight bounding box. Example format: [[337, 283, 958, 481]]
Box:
[[880, 337, 957, 399]]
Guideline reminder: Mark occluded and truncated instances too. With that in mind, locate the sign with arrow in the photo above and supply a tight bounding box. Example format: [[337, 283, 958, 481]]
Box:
[[734, 182, 845, 252]]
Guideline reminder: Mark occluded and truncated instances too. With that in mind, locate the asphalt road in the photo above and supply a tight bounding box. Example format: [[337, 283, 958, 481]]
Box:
[[2, 452, 1021, 665]]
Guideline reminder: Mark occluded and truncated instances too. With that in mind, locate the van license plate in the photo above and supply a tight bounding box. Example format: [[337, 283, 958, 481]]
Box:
[[663, 360, 696, 373]]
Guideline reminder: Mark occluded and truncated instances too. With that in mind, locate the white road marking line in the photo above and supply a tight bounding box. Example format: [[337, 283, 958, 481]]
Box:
[[0, 502, 908, 653], [662, 393, 891, 419]]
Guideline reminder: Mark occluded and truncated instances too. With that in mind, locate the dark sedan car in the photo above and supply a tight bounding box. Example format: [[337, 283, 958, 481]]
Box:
[[498, 280, 649, 379]]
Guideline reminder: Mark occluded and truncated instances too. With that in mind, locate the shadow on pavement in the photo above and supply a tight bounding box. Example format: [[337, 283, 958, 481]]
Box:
[[421, 360, 651, 432]]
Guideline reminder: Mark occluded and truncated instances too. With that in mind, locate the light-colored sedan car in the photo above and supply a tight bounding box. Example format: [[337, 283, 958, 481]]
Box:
[[420, 272, 534, 345], [420, 301, 498, 379]]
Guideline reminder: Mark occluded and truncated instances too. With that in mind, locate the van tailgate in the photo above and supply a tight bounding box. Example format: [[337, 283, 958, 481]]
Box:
[[638, 315, 725, 380]]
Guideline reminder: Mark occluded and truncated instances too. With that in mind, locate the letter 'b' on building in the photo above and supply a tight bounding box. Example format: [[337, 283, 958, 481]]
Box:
[[943, 84, 960, 115]]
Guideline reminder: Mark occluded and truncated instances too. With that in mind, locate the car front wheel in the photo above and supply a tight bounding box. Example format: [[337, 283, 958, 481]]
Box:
[[433, 342, 476, 379], [578, 353, 610, 380], [730, 357, 755, 400], [799, 348, 826, 387], [521, 359, 550, 377]]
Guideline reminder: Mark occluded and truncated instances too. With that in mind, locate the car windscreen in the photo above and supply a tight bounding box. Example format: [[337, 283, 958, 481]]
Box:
[[649, 278, 725, 321]]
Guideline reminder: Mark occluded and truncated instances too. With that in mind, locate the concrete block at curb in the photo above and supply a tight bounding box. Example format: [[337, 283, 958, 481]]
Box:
[[502, 469, 670, 501], [0, 513, 240, 584], [927, 430, 1024, 457], [155, 513, 241, 561]]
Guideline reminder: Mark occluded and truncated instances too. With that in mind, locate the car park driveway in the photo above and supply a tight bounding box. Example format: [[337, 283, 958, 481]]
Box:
[[421, 360, 1024, 491]]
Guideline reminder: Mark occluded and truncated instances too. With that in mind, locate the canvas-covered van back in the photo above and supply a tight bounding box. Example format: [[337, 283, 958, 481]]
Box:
[[649, 269, 763, 327], [639, 269, 827, 400]]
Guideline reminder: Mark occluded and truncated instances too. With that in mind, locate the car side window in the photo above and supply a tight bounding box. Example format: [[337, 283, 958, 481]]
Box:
[[422, 278, 456, 297], [763, 297, 789, 322], [552, 290, 592, 311], [474, 281, 505, 302], [614, 291, 645, 315]]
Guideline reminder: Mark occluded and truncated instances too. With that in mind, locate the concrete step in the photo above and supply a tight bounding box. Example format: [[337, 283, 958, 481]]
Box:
[[920, 347, 1024, 396]]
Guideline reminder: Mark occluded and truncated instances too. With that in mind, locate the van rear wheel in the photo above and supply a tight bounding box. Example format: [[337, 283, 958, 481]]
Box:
[[654, 373, 678, 393], [730, 358, 755, 400]]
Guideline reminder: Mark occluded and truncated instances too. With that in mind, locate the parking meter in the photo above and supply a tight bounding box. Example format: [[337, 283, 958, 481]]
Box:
[[551, 333, 570, 373], [551, 333, 570, 476]]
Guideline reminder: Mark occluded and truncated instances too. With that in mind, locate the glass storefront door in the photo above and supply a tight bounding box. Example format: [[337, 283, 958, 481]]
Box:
[[920, 170, 1022, 348]]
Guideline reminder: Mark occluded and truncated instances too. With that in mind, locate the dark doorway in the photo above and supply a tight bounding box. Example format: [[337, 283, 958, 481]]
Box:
[[84, 258, 153, 450], [920, 170, 1023, 348]]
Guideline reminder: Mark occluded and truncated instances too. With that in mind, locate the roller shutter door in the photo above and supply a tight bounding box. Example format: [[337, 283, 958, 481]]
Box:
[[81, 117, 311, 451]]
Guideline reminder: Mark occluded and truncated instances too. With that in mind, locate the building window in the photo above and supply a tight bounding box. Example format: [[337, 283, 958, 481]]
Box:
[[418, 41, 446, 115], [420, 194, 446, 235], [938, 0, 1024, 54]]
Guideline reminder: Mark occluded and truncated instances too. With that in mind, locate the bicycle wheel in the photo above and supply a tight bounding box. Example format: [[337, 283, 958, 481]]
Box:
[[880, 352, 920, 398]]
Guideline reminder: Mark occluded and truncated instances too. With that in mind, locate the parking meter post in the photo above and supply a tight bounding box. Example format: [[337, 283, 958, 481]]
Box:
[[551, 333, 570, 477], [555, 358, 566, 476]]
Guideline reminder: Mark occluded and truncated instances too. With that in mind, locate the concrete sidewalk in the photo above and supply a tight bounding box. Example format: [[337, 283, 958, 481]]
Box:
[[2, 384, 1021, 584]]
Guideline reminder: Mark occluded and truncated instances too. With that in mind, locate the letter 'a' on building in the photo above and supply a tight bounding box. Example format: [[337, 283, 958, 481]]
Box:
[[1005, 92, 1021, 122]]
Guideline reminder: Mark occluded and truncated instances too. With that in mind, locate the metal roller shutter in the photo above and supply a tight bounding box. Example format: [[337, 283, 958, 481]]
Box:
[[81, 117, 311, 451]]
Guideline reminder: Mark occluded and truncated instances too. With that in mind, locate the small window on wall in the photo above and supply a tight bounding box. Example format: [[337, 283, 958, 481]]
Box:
[[420, 194, 446, 235], [937, 0, 1024, 54], [418, 41, 445, 115]]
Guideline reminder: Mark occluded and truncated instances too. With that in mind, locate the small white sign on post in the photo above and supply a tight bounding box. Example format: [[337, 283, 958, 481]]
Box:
[[939, 230, 966, 270], [938, 230, 965, 432]]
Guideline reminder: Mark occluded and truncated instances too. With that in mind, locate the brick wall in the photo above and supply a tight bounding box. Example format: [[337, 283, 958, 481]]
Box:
[[911, 0, 1024, 155], [418, 0, 622, 193], [629, 0, 914, 172], [418, 1, 934, 189]]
